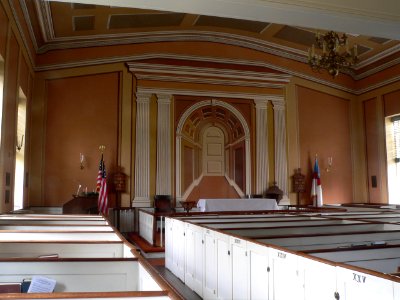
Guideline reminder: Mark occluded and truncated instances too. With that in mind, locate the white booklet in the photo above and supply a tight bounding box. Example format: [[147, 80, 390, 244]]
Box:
[[27, 276, 56, 293]]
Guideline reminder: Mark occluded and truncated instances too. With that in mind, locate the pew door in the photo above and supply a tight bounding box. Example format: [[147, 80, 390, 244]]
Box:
[[336, 266, 394, 300], [174, 219, 186, 281], [230, 236, 249, 300], [185, 223, 204, 297], [216, 231, 232, 300], [165, 218, 174, 272], [247, 241, 269, 300], [268, 248, 302, 300], [203, 228, 217, 300], [298, 257, 336, 300], [394, 281, 400, 300]]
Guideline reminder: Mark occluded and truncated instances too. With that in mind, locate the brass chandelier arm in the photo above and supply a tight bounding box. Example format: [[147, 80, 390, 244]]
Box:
[[308, 31, 358, 78]]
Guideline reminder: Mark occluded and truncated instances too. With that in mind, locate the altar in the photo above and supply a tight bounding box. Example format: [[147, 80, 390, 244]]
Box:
[[197, 198, 278, 212]]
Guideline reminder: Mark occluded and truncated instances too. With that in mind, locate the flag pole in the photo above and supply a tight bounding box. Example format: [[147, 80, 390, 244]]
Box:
[[99, 145, 105, 153]]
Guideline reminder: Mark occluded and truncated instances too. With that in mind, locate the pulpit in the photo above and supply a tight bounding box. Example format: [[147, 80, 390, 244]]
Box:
[[62, 194, 98, 214]]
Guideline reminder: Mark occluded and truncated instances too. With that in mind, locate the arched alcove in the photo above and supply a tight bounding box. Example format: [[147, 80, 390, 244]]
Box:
[[176, 99, 251, 201]]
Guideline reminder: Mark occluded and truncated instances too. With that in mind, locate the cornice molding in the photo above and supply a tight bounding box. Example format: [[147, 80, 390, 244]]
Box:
[[8, 0, 35, 67], [138, 86, 282, 100], [34, 52, 400, 95], [134, 73, 286, 89]]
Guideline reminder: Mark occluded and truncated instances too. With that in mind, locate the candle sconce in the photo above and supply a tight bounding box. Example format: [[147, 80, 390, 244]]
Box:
[[325, 156, 333, 172], [80, 153, 85, 170], [16, 134, 24, 152]]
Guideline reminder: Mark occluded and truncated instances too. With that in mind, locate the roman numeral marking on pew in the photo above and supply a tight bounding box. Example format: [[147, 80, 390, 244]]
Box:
[[353, 273, 366, 283], [278, 252, 286, 259]]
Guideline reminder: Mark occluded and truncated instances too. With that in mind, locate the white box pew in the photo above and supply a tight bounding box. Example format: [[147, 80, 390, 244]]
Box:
[[180, 214, 310, 223], [0, 258, 162, 293], [164, 218, 185, 282], [0, 219, 109, 225], [184, 223, 204, 297], [297, 255, 337, 300], [308, 245, 400, 274], [0, 241, 136, 258], [0, 231, 122, 242], [167, 214, 400, 300], [195, 218, 359, 229], [336, 265, 395, 300], [257, 230, 400, 251], [0, 291, 171, 299], [202, 227, 217, 299], [185, 215, 329, 225], [0, 224, 114, 231], [0, 213, 105, 219], [221, 222, 400, 238]]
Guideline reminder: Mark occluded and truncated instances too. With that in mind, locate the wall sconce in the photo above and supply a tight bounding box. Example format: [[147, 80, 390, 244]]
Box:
[[80, 153, 85, 170], [16, 134, 24, 151], [326, 156, 333, 172]]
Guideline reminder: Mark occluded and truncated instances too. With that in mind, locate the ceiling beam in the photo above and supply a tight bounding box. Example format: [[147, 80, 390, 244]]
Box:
[[49, 0, 400, 40]]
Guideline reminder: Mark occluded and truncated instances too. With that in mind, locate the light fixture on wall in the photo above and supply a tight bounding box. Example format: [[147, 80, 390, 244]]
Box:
[[325, 156, 333, 172], [308, 31, 358, 78], [80, 153, 85, 170], [16, 134, 24, 151]]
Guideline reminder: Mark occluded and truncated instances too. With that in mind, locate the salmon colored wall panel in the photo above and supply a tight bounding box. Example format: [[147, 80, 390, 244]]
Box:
[[0, 4, 8, 58], [364, 98, 383, 203], [183, 145, 194, 192], [233, 142, 245, 192], [44, 73, 119, 207], [297, 86, 353, 204], [384, 90, 400, 117]]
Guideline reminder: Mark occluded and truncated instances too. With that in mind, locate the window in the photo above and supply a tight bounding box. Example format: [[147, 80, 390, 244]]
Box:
[[0, 56, 4, 148], [386, 114, 400, 204], [14, 88, 27, 210], [392, 116, 400, 163]]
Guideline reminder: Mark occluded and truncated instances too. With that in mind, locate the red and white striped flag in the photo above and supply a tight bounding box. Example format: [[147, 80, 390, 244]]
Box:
[[311, 155, 323, 207], [97, 154, 108, 215]]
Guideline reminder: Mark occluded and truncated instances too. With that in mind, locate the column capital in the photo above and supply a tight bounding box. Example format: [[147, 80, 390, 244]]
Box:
[[254, 98, 268, 109], [136, 92, 152, 103], [272, 100, 286, 111], [157, 94, 172, 104]]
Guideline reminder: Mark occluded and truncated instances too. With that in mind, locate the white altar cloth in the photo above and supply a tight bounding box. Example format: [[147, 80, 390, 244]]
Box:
[[197, 198, 278, 212]]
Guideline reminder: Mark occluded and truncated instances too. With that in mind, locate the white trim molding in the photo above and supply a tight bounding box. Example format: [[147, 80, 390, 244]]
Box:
[[156, 93, 172, 196], [132, 91, 152, 207], [254, 97, 269, 196], [272, 97, 289, 199]]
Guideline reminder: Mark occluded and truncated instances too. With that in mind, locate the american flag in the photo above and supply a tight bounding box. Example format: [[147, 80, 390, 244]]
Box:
[[97, 154, 108, 215]]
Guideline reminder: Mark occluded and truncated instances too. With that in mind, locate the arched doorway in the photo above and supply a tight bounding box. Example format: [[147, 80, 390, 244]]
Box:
[[176, 99, 250, 201]]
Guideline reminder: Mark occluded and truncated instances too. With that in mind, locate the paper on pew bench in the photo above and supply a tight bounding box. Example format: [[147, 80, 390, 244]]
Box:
[[27, 276, 56, 293]]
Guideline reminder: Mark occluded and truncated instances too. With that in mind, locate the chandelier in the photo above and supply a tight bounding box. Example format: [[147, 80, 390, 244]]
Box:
[[308, 31, 358, 78]]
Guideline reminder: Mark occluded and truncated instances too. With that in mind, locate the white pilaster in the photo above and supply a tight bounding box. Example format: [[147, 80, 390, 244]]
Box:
[[254, 98, 269, 195], [156, 94, 172, 196], [272, 97, 289, 199], [133, 92, 152, 207]]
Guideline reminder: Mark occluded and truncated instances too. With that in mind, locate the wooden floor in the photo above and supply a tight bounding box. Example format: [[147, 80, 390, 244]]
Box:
[[148, 258, 202, 300], [186, 176, 240, 202], [128, 233, 201, 299]]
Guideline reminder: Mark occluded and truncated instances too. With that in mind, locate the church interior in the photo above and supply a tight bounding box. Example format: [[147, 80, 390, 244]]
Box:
[[1, 0, 400, 299]]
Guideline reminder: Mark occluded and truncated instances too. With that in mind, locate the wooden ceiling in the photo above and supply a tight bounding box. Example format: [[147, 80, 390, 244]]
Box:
[[21, 1, 400, 78]]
